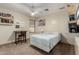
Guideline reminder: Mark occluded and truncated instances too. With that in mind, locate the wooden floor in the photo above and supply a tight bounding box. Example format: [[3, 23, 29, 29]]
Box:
[[0, 40, 75, 55], [31, 42, 75, 55]]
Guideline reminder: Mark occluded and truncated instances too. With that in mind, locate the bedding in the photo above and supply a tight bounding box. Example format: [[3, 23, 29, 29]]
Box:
[[30, 33, 61, 52]]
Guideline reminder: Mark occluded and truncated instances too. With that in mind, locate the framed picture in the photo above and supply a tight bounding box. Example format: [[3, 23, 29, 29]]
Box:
[[38, 19, 45, 26]]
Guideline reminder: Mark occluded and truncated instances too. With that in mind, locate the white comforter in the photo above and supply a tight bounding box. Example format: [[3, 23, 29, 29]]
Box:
[[30, 33, 61, 52]]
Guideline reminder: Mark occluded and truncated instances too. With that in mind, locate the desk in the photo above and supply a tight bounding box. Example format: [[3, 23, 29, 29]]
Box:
[[14, 30, 27, 44]]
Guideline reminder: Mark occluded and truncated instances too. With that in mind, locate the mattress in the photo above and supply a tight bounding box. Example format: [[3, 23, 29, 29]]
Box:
[[30, 33, 61, 52]]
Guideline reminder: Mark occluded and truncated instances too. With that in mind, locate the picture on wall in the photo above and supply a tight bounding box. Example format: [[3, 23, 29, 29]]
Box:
[[38, 19, 45, 26], [0, 12, 13, 25]]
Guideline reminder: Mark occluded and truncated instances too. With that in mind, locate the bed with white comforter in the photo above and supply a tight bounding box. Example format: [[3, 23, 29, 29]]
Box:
[[30, 33, 61, 52]]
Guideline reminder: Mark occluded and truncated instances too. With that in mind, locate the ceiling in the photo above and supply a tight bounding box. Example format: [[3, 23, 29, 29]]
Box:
[[0, 3, 68, 17]]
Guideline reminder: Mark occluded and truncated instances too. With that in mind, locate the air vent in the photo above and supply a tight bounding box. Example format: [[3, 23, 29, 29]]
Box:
[[59, 7, 65, 9], [44, 9, 49, 11], [67, 4, 71, 7]]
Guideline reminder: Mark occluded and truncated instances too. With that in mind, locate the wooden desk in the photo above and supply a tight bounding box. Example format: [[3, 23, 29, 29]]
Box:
[[14, 30, 27, 44]]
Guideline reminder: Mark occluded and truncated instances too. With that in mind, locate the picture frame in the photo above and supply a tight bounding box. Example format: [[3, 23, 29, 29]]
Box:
[[38, 19, 45, 26]]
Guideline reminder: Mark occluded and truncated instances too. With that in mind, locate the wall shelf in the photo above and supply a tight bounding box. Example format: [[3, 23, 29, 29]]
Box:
[[68, 14, 78, 33], [0, 23, 13, 26], [0, 12, 13, 25], [68, 20, 77, 23], [0, 16, 13, 20]]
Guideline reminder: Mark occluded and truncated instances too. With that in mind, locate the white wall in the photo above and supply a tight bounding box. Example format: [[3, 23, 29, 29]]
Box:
[[0, 7, 29, 45], [44, 10, 69, 33], [37, 10, 69, 33], [35, 9, 70, 33]]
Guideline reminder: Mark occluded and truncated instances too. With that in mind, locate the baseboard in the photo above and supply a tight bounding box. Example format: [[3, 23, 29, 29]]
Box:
[[0, 41, 15, 46]]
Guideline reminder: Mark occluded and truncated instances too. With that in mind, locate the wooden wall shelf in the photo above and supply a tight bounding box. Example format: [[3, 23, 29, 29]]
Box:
[[68, 20, 77, 23], [0, 23, 13, 25], [0, 12, 13, 25], [0, 16, 13, 20]]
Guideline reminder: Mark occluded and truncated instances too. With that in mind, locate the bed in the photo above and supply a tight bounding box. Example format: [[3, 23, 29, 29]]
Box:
[[30, 33, 61, 52]]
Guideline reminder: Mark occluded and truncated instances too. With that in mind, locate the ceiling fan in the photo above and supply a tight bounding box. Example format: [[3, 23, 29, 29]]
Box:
[[31, 4, 49, 16]]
